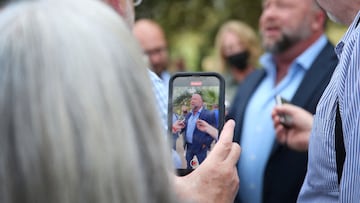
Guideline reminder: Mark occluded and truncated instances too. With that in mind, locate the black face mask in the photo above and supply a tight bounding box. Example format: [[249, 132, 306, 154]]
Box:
[[226, 51, 249, 71]]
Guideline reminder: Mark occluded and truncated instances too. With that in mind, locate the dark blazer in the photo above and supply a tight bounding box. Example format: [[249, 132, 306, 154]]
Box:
[[227, 41, 338, 203], [184, 108, 216, 153]]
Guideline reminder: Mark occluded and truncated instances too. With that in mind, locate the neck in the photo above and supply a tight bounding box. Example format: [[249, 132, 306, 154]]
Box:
[[155, 71, 162, 78], [193, 107, 200, 114], [341, 4, 360, 26], [273, 32, 323, 84]]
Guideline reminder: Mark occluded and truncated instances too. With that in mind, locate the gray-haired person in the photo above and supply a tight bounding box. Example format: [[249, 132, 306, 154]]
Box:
[[0, 0, 241, 203], [0, 0, 175, 202]]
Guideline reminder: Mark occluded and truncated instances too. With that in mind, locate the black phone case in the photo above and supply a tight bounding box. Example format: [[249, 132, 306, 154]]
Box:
[[168, 72, 225, 176]]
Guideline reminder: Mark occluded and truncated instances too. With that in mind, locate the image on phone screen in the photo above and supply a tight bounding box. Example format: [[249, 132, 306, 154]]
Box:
[[168, 72, 225, 173]]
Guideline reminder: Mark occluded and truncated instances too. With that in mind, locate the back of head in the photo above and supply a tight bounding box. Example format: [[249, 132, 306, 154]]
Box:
[[0, 0, 175, 202]]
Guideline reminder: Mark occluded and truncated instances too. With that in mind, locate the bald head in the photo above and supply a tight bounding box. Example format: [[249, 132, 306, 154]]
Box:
[[133, 19, 169, 76], [190, 93, 203, 112]]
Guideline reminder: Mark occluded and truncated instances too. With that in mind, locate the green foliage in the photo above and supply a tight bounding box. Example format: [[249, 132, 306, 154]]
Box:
[[135, 0, 263, 71], [172, 87, 219, 112], [135, 0, 346, 71]]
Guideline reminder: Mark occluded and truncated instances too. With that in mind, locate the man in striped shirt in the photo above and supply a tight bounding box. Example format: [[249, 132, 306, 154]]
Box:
[[298, 0, 360, 202]]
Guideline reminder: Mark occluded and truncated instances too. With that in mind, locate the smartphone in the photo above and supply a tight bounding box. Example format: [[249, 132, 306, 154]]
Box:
[[168, 72, 225, 176], [275, 95, 292, 128]]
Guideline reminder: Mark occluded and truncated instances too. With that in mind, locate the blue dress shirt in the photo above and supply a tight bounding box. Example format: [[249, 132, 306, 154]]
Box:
[[185, 107, 202, 143], [148, 70, 168, 131], [238, 35, 328, 203], [148, 70, 182, 168]]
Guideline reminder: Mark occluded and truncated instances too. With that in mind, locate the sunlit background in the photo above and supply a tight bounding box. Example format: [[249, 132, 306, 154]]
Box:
[[135, 0, 347, 72]]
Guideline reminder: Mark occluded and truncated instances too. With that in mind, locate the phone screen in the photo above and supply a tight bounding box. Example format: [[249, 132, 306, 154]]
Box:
[[168, 72, 225, 174]]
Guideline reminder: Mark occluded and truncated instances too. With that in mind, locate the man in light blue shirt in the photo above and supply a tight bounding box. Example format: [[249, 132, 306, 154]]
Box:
[[181, 93, 216, 169], [185, 106, 202, 144], [227, 0, 338, 202], [237, 35, 328, 203]]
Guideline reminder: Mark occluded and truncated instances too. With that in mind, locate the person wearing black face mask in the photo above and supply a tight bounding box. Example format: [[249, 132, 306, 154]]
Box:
[[226, 50, 250, 71], [214, 20, 262, 111]]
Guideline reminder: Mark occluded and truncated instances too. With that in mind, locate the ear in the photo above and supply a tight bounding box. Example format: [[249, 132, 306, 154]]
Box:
[[312, 10, 326, 31], [105, 0, 126, 17]]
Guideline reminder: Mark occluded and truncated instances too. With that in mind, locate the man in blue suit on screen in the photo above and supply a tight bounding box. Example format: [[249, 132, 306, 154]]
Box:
[[181, 93, 216, 169]]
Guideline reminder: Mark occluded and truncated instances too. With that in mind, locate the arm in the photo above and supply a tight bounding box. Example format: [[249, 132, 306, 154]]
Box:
[[340, 39, 360, 200], [271, 103, 313, 151], [196, 119, 218, 139]]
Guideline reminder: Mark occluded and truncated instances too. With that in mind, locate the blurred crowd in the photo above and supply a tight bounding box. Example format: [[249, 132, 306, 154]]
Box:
[[1, 0, 359, 202]]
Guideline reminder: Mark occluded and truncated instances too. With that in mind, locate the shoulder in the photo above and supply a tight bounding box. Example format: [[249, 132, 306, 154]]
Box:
[[148, 70, 162, 84], [245, 68, 266, 80], [201, 109, 215, 118], [312, 40, 338, 70]]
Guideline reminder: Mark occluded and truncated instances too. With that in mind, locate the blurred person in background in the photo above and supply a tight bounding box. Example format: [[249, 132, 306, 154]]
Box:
[[214, 20, 262, 107], [133, 18, 172, 87], [227, 0, 338, 202]]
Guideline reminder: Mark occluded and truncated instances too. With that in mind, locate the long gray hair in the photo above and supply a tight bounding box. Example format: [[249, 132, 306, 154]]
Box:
[[0, 0, 176, 202]]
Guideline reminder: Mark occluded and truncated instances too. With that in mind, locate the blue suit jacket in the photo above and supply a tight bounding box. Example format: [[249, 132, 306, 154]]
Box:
[[227, 41, 338, 203], [184, 108, 216, 153]]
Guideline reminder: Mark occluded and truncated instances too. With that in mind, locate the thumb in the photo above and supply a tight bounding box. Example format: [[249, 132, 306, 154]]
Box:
[[207, 119, 235, 162], [275, 103, 300, 115]]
